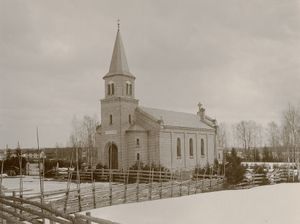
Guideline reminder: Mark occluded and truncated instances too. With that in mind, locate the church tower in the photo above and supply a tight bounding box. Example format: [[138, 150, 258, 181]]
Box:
[[97, 25, 139, 169]]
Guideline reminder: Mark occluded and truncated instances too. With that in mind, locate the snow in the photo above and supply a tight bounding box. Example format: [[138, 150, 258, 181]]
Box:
[[1, 176, 108, 196], [86, 183, 300, 224]]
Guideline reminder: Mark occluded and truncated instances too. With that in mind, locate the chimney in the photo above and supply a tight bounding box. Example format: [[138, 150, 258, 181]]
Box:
[[197, 102, 205, 121]]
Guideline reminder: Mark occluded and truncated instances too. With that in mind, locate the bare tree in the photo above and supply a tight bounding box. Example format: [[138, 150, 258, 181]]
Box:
[[217, 122, 228, 148], [234, 120, 264, 161], [69, 115, 98, 166], [267, 121, 281, 148], [282, 104, 300, 163]]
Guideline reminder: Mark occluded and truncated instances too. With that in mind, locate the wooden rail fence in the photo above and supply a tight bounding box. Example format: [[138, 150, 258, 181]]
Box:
[[0, 195, 118, 224], [25, 169, 225, 214]]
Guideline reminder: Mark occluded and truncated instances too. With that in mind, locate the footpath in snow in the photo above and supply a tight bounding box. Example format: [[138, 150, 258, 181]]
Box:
[[86, 183, 300, 224]]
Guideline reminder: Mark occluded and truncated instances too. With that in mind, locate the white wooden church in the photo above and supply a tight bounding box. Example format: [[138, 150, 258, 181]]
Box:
[[95, 27, 218, 171]]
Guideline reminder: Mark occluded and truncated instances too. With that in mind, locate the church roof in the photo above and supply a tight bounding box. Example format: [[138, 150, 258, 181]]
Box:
[[138, 106, 215, 130], [104, 30, 134, 78], [126, 124, 147, 132]]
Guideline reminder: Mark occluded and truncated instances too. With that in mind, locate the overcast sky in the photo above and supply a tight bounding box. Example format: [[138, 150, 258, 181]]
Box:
[[1, 0, 299, 148]]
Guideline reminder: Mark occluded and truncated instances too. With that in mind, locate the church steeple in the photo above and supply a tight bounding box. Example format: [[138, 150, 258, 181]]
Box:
[[104, 27, 134, 78], [103, 25, 136, 99]]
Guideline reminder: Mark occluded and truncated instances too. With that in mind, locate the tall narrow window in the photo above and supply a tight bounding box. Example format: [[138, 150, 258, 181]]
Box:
[[137, 153, 140, 161], [136, 138, 140, 146], [107, 83, 115, 96], [111, 83, 114, 95], [177, 138, 181, 158], [107, 84, 111, 95], [129, 114, 132, 124], [126, 82, 132, 96], [201, 139, 205, 156], [109, 114, 113, 125], [189, 138, 193, 157], [129, 84, 132, 95]]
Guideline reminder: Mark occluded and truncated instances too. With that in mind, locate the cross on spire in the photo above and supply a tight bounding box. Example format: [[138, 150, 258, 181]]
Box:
[[117, 18, 120, 31]]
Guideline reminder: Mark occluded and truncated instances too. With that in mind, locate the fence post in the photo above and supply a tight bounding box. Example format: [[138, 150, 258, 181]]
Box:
[[85, 212, 91, 224], [179, 170, 182, 197], [109, 169, 112, 206], [49, 202, 54, 224], [187, 178, 190, 195], [210, 168, 212, 189], [77, 187, 81, 212], [92, 181, 96, 209], [123, 170, 128, 203], [136, 168, 140, 202], [159, 167, 162, 199], [195, 166, 199, 194], [202, 169, 206, 191], [12, 191, 17, 214], [148, 169, 153, 200], [170, 172, 174, 197]]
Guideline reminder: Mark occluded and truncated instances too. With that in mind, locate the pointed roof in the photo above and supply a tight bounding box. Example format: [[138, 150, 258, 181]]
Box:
[[104, 30, 134, 78], [137, 106, 215, 130]]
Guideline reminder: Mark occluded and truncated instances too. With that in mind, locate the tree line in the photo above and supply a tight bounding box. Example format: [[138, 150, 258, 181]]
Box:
[[217, 103, 300, 162]]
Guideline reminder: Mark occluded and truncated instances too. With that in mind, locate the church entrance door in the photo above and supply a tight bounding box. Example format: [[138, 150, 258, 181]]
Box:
[[108, 143, 118, 169]]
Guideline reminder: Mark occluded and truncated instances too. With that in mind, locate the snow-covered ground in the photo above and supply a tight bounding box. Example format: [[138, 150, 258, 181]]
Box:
[[86, 183, 300, 224], [0, 176, 108, 196]]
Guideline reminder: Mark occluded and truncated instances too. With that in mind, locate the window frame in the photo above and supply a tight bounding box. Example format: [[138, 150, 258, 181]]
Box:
[[189, 138, 194, 158], [129, 114, 132, 124], [109, 114, 113, 125], [177, 138, 181, 158], [201, 138, 205, 156]]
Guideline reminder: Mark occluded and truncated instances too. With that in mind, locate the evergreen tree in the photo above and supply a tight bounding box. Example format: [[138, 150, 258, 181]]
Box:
[[225, 148, 245, 185]]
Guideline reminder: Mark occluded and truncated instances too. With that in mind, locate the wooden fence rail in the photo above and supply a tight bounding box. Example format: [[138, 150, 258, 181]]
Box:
[[0, 195, 118, 224]]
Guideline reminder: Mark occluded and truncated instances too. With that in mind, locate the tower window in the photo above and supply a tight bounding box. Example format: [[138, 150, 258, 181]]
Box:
[[129, 84, 132, 95], [189, 138, 193, 157], [107, 84, 111, 95], [201, 139, 205, 156], [126, 82, 132, 96], [137, 153, 140, 161], [136, 138, 140, 146], [107, 82, 115, 96], [177, 138, 181, 158], [129, 114, 132, 124], [109, 114, 113, 125], [111, 83, 114, 95]]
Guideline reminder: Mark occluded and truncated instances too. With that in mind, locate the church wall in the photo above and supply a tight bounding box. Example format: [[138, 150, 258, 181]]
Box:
[[99, 98, 138, 169], [159, 132, 172, 169], [157, 128, 216, 171], [184, 133, 197, 169], [135, 110, 161, 165], [196, 133, 209, 168], [126, 131, 148, 167], [170, 132, 185, 170]]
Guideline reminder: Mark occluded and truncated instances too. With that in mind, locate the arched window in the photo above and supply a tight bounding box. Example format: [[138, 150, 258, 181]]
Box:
[[107, 82, 115, 96], [129, 83, 132, 95], [136, 138, 140, 146], [111, 83, 114, 95], [137, 153, 140, 161], [126, 82, 132, 96], [129, 114, 132, 124], [177, 138, 181, 158], [201, 139, 205, 156], [189, 138, 193, 157], [109, 114, 113, 125], [107, 84, 111, 95]]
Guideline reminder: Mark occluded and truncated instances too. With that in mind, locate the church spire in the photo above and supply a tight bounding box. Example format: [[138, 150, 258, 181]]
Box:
[[105, 22, 134, 78]]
